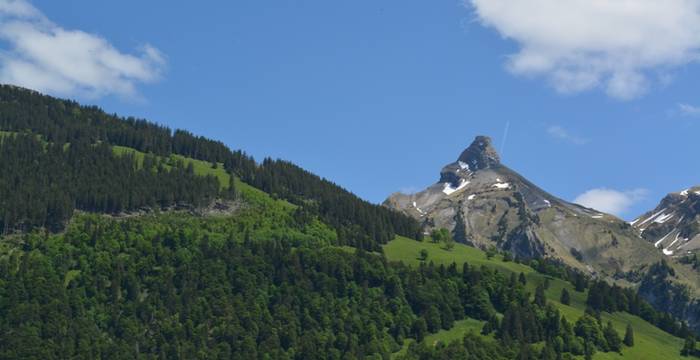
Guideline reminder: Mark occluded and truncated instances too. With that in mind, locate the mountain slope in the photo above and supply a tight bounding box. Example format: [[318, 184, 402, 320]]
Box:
[[385, 136, 663, 276], [383, 236, 687, 360], [0, 84, 420, 249], [632, 186, 700, 256]]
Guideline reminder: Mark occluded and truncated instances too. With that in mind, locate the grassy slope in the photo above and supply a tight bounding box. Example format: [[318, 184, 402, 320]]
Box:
[[1, 135, 231, 189], [112, 145, 232, 190], [383, 236, 685, 360]]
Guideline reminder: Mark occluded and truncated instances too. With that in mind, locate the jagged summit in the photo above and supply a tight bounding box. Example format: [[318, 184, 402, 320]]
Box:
[[384, 134, 663, 275], [457, 136, 500, 171], [439, 136, 500, 187]]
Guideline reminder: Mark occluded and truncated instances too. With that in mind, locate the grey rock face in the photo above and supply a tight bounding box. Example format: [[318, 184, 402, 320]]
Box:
[[632, 186, 700, 256], [457, 135, 500, 171], [384, 135, 662, 275]]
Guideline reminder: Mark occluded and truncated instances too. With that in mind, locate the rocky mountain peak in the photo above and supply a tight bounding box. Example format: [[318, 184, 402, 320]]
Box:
[[457, 136, 500, 171]]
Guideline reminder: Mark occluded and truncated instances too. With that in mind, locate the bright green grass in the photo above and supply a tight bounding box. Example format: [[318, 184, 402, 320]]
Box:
[[383, 236, 534, 275], [112, 146, 231, 190], [112, 145, 146, 167], [170, 154, 230, 189], [383, 237, 686, 359], [425, 318, 489, 346], [595, 312, 685, 360], [393, 318, 490, 359], [64, 270, 81, 288], [111, 145, 296, 213]]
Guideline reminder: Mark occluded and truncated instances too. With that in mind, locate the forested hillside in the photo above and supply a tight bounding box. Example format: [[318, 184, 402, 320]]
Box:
[[0, 85, 696, 359], [0, 85, 420, 249], [0, 209, 689, 359]]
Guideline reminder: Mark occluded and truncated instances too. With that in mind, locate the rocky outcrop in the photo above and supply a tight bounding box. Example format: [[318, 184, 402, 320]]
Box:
[[632, 186, 700, 256], [385, 135, 662, 276]]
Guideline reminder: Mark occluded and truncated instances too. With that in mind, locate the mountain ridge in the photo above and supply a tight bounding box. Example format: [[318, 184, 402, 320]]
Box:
[[385, 135, 664, 276], [632, 186, 700, 256]]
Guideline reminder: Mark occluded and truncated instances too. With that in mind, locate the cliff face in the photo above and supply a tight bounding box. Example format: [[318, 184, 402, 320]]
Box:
[[632, 186, 700, 257]]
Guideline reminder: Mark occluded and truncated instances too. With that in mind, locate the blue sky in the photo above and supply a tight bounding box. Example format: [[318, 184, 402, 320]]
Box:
[[3, 0, 700, 220]]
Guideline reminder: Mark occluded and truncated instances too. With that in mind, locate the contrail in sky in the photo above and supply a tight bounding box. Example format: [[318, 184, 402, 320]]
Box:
[[500, 121, 510, 159]]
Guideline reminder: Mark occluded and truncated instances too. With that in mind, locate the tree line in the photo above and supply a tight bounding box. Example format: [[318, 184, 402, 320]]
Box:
[[0, 84, 421, 249], [0, 133, 224, 234]]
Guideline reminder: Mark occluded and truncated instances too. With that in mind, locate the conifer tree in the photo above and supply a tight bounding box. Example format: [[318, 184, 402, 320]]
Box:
[[682, 336, 696, 357], [560, 288, 571, 305], [623, 324, 634, 347], [603, 321, 622, 352], [534, 284, 547, 307]]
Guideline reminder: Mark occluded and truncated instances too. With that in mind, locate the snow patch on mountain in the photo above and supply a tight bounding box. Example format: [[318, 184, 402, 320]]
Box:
[[638, 209, 667, 227], [655, 231, 674, 248], [412, 201, 427, 216], [443, 179, 470, 195], [654, 213, 674, 224], [492, 182, 510, 189]]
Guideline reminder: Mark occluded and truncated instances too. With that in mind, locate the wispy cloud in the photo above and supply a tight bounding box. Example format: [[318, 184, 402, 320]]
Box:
[[678, 103, 700, 117], [0, 0, 166, 99], [574, 188, 648, 217], [466, 0, 700, 100], [546, 125, 588, 145]]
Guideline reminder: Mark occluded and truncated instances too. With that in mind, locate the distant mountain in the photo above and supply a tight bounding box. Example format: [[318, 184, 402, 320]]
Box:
[[632, 187, 700, 256], [385, 136, 663, 276]]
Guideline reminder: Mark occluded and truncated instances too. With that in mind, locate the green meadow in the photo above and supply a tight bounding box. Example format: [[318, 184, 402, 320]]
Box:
[[383, 236, 686, 359]]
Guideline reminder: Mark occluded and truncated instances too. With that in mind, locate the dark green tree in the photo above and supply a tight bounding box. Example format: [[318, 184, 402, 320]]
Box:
[[682, 336, 696, 357], [603, 321, 622, 352], [534, 284, 547, 307], [560, 288, 571, 305], [519, 272, 527, 285], [419, 249, 429, 262], [624, 324, 634, 347]]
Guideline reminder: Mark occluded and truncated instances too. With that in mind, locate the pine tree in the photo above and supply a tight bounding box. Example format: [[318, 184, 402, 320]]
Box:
[[682, 336, 696, 356], [560, 288, 571, 305], [225, 176, 237, 200], [412, 318, 428, 342], [419, 249, 429, 262], [519, 272, 527, 285], [534, 284, 547, 307], [575, 273, 587, 292], [624, 324, 634, 347], [603, 321, 622, 352], [540, 341, 557, 360], [481, 319, 493, 335]]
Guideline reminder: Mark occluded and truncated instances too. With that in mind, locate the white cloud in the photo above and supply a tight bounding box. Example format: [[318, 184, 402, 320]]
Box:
[[678, 103, 700, 116], [0, 0, 165, 98], [466, 0, 700, 100], [574, 188, 648, 216], [546, 125, 588, 145]]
